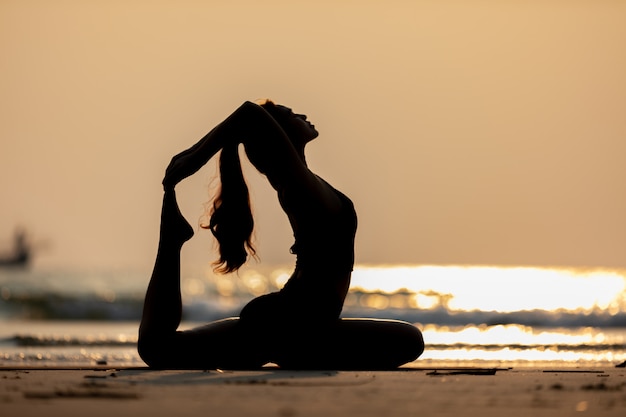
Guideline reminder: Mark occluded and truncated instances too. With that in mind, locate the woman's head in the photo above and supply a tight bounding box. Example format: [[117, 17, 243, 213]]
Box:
[[259, 100, 319, 148]]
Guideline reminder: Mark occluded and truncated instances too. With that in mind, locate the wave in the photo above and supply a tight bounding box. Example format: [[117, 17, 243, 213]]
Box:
[[2, 265, 625, 328], [342, 306, 626, 328], [0, 294, 148, 321], [4, 334, 137, 347], [426, 343, 626, 352], [2, 292, 626, 329]]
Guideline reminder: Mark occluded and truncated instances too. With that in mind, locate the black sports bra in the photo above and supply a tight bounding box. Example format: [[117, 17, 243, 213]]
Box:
[[289, 183, 357, 273]]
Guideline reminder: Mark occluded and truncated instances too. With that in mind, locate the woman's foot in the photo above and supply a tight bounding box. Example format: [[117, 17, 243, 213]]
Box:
[[160, 189, 195, 247]]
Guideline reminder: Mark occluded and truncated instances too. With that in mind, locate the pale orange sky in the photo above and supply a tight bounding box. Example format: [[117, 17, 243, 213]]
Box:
[[1, 0, 625, 271]]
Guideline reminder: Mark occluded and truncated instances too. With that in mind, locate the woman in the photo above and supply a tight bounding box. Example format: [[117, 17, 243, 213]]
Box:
[[138, 100, 424, 370]]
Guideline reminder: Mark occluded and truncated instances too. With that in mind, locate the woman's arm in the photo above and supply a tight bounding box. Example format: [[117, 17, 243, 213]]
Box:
[[162, 101, 337, 212], [162, 101, 263, 188]]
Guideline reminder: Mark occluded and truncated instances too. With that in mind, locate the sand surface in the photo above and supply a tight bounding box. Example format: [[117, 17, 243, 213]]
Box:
[[1, 366, 625, 416]]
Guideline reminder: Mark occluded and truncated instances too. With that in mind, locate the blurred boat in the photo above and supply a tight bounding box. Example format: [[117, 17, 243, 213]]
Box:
[[0, 228, 31, 268]]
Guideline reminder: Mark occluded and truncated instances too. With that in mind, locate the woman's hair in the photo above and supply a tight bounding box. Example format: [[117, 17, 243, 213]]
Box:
[[203, 99, 292, 274], [203, 142, 256, 274]]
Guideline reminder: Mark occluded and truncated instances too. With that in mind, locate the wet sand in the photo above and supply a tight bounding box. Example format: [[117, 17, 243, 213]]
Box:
[[1, 366, 625, 416]]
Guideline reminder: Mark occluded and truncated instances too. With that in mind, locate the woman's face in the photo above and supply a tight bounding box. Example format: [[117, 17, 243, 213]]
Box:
[[275, 105, 319, 145]]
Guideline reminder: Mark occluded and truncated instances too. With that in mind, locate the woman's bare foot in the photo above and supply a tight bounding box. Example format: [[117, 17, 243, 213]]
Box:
[[160, 188, 194, 248]]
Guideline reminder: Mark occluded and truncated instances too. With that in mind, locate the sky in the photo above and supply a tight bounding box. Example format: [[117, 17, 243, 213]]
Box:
[[1, 0, 625, 272]]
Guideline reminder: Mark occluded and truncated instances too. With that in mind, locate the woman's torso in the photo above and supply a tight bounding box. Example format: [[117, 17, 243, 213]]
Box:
[[239, 175, 357, 324]]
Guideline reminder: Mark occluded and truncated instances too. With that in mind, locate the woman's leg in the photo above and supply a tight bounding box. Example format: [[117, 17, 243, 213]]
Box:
[[273, 318, 424, 370], [137, 188, 194, 365], [138, 189, 268, 369], [139, 189, 194, 336], [240, 274, 423, 370]]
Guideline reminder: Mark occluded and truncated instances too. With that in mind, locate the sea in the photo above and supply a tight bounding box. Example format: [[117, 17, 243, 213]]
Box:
[[1, 264, 625, 369]]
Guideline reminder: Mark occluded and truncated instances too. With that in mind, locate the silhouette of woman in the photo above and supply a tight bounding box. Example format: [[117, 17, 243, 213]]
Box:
[[138, 100, 424, 369]]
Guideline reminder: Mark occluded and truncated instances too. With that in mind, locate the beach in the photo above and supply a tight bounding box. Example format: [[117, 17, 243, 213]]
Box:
[[2, 366, 625, 416]]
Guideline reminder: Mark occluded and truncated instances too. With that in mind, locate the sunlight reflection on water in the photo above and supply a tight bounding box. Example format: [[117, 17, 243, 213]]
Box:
[[418, 324, 626, 366], [349, 265, 626, 314]]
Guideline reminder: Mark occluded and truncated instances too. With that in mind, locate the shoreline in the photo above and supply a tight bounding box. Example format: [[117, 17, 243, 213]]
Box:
[[2, 366, 625, 416]]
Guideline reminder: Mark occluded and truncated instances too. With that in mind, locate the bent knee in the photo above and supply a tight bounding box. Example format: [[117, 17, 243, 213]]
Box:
[[137, 337, 161, 368], [401, 324, 425, 362], [379, 321, 424, 366], [137, 333, 176, 369]]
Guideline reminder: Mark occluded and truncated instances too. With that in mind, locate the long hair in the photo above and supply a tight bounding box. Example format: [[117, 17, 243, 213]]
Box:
[[203, 142, 256, 274]]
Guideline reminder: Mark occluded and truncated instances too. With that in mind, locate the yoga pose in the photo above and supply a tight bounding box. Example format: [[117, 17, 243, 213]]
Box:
[[138, 100, 424, 369]]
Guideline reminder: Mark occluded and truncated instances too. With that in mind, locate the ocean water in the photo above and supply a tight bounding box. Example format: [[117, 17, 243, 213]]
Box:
[[1, 264, 625, 368]]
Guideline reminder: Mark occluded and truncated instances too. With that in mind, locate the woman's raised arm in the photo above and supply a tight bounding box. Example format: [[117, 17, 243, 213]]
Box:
[[162, 101, 266, 188]]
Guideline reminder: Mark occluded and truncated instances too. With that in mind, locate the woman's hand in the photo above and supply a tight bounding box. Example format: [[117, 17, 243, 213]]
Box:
[[162, 148, 200, 188]]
